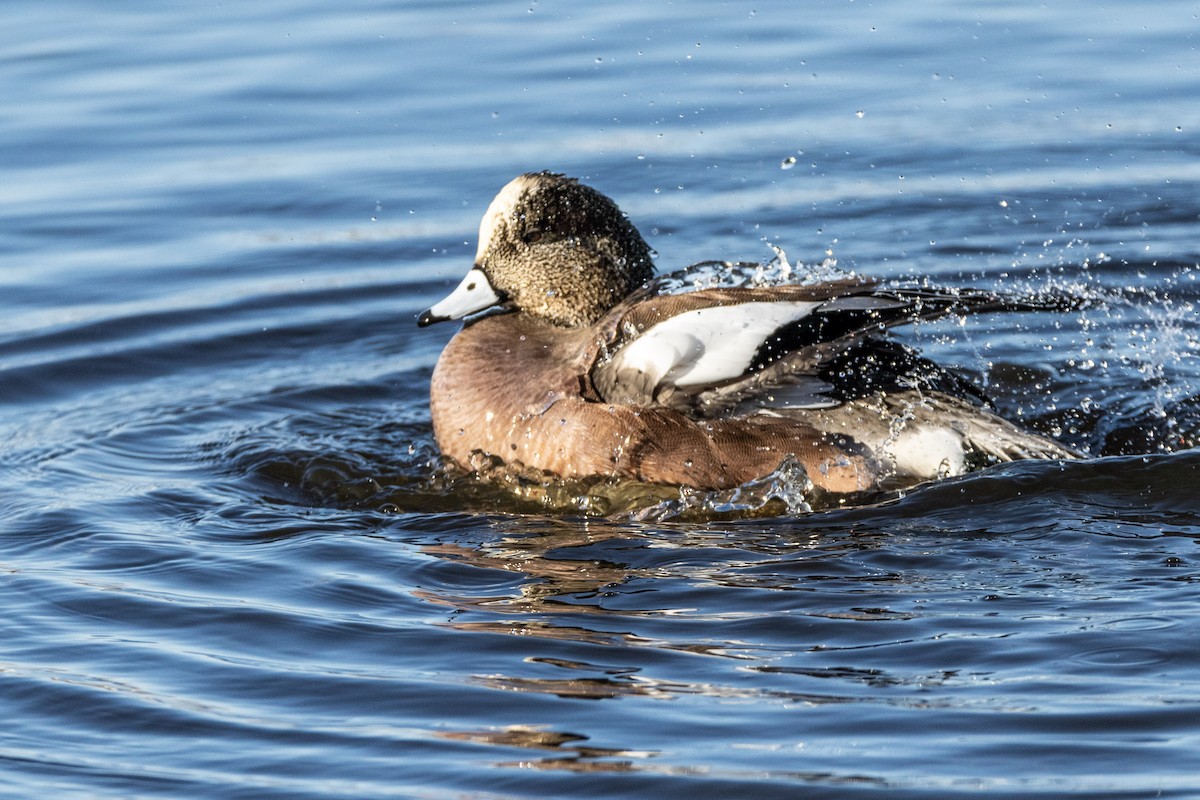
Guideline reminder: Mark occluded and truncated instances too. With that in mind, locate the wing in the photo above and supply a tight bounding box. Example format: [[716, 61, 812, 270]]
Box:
[[591, 277, 1077, 415]]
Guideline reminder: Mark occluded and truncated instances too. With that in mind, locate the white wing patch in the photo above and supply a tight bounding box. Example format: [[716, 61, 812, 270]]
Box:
[[612, 300, 821, 390]]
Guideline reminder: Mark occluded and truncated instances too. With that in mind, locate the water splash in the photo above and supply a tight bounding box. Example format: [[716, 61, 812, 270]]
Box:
[[894, 236, 1200, 457], [654, 244, 848, 296]]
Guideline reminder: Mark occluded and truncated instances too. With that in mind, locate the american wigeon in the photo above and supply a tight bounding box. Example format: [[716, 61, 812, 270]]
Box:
[[418, 172, 1076, 495]]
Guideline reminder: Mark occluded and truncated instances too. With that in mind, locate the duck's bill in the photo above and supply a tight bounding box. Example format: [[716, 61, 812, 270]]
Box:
[[418, 267, 503, 327]]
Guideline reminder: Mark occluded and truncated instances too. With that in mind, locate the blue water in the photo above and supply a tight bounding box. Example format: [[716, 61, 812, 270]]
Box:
[[3, 1, 1200, 797]]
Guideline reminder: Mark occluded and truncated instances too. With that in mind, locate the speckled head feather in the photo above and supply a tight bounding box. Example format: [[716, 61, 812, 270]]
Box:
[[473, 172, 655, 327]]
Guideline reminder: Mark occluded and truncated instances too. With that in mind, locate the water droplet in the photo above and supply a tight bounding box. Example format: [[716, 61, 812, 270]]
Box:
[[780, 156, 797, 170], [855, 110, 865, 118]]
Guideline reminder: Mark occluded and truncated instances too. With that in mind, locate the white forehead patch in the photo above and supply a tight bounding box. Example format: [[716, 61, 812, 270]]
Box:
[[476, 174, 539, 262]]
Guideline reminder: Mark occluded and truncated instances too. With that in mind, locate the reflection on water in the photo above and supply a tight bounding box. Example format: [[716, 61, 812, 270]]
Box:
[[441, 726, 655, 772], [402, 504, 1200, 791]]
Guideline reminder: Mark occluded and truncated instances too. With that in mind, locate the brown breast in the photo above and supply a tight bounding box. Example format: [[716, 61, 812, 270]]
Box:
[[429, 312, 875, 493]]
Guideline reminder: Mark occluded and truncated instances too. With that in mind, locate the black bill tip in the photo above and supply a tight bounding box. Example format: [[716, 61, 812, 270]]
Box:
[[417, 309, 445, 328]]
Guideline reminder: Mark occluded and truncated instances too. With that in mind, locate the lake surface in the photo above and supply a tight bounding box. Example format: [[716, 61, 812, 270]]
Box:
[[3, 1, 1200, 797]]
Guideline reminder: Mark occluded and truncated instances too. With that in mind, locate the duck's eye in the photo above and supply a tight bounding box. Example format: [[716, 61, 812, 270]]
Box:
[[521, 230, 545, 245]]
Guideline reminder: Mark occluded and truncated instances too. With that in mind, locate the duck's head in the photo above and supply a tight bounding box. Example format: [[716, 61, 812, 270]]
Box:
[[418, 172, 655, 328]]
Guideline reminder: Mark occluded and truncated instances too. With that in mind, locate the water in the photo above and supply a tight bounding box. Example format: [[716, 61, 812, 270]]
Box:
[[3, 1, 1200, 797]]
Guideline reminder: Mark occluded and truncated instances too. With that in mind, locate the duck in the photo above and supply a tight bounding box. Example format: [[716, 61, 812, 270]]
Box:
[[418, 172, 1076, 495]]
